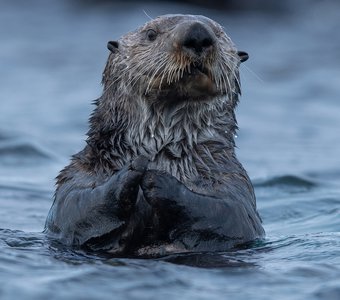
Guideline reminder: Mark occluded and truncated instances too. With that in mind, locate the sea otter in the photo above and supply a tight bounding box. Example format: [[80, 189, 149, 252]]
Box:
[[45, 14, 265, 257]]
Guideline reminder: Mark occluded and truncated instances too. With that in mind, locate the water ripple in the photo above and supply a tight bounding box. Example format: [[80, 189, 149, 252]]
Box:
[[254, 175, 317, 189], [0, 141, 54, 165], [0, 229, 45, 249]]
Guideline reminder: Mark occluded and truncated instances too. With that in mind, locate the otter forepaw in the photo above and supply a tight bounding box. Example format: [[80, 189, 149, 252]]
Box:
[[105, 155, 149, 216], [141, 170, 183, 208]]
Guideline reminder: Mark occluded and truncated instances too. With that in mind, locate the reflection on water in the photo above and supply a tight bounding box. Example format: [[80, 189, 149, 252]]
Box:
[[0, 1, 340, 299]]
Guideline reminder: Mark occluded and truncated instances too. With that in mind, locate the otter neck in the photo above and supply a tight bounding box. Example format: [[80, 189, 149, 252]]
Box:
[[89, 90, 240, 188]]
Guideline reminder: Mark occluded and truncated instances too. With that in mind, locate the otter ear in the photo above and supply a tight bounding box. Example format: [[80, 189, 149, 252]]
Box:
[[107, 40, 119, 53], [237, 51, 249, 63]]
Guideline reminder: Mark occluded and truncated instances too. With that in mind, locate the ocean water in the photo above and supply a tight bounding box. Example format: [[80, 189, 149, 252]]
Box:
[[0, 1, 339, 299]]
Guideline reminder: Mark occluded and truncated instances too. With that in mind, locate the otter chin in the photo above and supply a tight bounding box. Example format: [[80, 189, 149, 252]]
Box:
[[45, 14, 264, 257]]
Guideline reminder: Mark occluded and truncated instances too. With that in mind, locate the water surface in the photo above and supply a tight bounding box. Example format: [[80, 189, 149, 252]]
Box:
[[0, 1, 339, 299]]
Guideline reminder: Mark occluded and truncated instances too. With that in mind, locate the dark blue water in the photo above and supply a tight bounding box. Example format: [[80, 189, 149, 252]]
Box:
[[1, 1, 339, 299]]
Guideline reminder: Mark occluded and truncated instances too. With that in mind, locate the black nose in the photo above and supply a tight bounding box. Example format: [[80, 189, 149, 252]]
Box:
[[182, 23, 214, 55]]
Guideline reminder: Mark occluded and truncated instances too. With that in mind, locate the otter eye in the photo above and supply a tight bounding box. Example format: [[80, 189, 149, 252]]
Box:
[[146, 29, 157, 41]]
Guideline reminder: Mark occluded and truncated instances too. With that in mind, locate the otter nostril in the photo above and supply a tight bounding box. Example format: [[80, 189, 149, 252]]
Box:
[[183, 37, 213, 53], [202, 38, 213, 48], [183, 38, 199, 50], [182, 23, 214, 54]]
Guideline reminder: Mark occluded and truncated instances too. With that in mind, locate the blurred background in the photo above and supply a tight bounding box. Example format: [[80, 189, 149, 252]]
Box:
[[0, 1, 339, 299]]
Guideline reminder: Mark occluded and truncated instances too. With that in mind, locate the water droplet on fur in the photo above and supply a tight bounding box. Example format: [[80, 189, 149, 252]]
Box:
[[151, 134, 155, 138], [224, 130, 228, 134], [234, 134, 238, 139]]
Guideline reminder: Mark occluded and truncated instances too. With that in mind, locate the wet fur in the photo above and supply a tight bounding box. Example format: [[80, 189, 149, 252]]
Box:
[[45, 14, 264, 256]]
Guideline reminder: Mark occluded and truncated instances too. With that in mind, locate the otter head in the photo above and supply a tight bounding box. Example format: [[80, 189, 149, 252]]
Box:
[[103, 14, 248, 105]]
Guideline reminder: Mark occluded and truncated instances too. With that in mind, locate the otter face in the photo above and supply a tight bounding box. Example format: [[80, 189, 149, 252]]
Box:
[[106, 15, 247, 103]]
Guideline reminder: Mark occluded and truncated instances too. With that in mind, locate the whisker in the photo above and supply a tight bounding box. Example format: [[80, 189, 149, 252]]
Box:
[[129, 53, 168, 91], [142, 10, 153, 21], [146, 56, 169, 93], [241, 64, 264, 83]]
